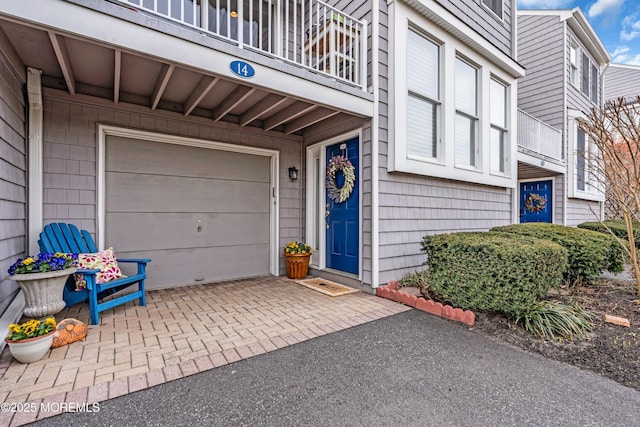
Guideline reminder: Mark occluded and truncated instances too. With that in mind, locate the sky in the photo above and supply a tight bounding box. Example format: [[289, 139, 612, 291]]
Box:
[[517, 0, 640, 65]]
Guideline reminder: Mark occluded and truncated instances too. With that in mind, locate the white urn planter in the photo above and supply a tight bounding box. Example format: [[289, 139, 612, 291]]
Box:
[[12, 268, 76, 317], [5, 331, 55, 364]]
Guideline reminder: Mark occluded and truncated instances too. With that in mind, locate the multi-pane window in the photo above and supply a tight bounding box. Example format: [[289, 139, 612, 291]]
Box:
[[407, 29, 440, 160], [570, 41, 579, 87], [591, 64, 598, 104], [576, 128, 586, 191], [455, 57, 478, 167], [490, 79, 507, 174], [482, 0, 502, 17], [581, 53, 589, 96]]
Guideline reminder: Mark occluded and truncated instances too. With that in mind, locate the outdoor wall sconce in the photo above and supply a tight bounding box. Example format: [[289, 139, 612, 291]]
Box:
[[288, 166, 299, 180]]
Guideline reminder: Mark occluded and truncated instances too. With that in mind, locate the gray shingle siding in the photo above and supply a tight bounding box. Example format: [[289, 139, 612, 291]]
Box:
[[0, 55, 26, 316], [517, 14, 564, 131], [436, 0, 513, 57], [565, 26, 601, 114]]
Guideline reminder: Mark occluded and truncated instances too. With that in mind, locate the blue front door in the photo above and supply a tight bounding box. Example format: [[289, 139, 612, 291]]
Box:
[[326, 138, 359, 274], [520, 180, 552, 223]]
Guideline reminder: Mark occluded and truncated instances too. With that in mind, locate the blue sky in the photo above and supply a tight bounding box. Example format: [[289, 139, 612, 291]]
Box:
[[517, 0, 640, 64]]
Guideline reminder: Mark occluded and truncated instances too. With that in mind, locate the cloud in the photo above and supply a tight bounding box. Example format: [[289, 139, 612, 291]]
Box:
[[621, 15, 640, 41], [517, 0, 573, 8], [610, 46, 640, 65], [587, 0, 624, 19]]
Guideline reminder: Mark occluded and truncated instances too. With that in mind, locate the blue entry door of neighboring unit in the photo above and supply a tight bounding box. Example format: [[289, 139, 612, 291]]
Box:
[[326, 137, 359, 274], [520, 180, 553, 223]]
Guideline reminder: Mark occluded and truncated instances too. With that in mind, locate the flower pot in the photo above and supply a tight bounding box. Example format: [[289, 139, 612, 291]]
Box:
[[284, 253, 311, 279], [5, 331, 55, 364], [12, 268, 77, 317]]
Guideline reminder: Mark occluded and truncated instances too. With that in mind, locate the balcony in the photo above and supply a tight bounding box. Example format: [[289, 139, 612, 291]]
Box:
[[517, 109, 563, 162], [117, 0, 367, 89]]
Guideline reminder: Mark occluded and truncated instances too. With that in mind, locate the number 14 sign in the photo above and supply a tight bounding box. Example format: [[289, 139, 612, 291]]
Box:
[[230, 60, 255, 79]]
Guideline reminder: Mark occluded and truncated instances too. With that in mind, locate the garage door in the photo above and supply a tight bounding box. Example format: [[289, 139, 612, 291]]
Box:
[[105, 136, 271, 289]]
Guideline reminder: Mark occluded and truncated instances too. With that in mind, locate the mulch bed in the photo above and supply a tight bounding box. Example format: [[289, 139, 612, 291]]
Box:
[[468, 278, 640, 391]]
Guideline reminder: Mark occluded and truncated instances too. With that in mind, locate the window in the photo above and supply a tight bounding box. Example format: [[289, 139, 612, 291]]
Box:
[[581, 53, 589, 96], [576, 128, 586, 191], [482, 0, 502, 18], [590, 64, 598, 104], [570, 41, 579, 87], [407, 29, 440, 160], [455, 57, 478, 167], [490, 79, 507, 174]]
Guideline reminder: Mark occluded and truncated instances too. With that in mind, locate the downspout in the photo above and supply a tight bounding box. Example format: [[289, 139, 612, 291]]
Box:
[[562, 23, 568, 226], [27, 68, 43, 254], [371, 0, 380, 289], [511, 0, 518, 224], [599, 62, 610, 221]]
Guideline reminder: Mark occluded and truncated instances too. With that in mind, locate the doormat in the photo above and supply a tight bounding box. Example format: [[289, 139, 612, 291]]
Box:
[[294, 278, 359, 297]]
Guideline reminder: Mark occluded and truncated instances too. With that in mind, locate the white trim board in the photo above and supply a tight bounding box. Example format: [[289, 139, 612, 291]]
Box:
[[97, 125, 280, 277]]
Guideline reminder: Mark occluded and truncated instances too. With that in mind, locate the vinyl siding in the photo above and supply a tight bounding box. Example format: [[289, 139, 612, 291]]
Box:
[[604, 65, 640, 102], [436, 0, 513, 57], [0, 55, 26, 316], [41, 94, 305, 276], [517, 15, 565, 131]]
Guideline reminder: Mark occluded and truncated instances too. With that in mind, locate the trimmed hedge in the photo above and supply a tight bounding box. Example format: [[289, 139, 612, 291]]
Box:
[[578, 219, 640, 249], [491, 223, 625, 285], [421, 232, 568, 315]]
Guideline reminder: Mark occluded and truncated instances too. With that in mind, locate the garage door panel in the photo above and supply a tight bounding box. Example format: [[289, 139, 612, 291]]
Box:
[[106, 173, 270, 213], [106, 136, 271, 182], [115, 245, 270, 290], [106, 212, 269, 252], [105, 135, 272, 288]]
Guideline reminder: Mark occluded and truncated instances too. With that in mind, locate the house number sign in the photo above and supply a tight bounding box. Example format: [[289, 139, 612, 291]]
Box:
[[230, 60, 255, 79]]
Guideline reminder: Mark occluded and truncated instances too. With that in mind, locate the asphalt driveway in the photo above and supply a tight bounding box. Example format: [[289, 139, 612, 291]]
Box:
[[32, 310, 640, 426]]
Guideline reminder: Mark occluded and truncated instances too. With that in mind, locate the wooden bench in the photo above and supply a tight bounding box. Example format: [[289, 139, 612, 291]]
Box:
[[38, 223, 150, 325]]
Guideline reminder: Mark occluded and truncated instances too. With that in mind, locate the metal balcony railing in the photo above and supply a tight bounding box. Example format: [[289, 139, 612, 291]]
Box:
[[517, 109, 563, 161], [116, 0, 367, 89]]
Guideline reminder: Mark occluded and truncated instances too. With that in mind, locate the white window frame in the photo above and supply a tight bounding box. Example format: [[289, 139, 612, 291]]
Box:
[[569, 40, 579, 88], [567, 113, 604, 201], [389, 3, 518, 189], [481, 0, 503, 20], [490, 77, 509, 175], [454, 56, 479, 169], [407, 28, 442, 162]]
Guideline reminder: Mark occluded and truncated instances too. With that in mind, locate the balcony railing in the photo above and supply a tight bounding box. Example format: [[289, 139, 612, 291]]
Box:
[[116, 0, 367, 89], [517, 109, 563, 162]]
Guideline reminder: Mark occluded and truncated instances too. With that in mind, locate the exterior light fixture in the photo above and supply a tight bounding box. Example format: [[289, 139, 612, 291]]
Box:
[[288, 166, 299, 180]]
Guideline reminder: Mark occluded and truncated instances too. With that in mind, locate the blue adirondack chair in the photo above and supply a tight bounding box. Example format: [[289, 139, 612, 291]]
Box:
[[38, 223, 150, 325]]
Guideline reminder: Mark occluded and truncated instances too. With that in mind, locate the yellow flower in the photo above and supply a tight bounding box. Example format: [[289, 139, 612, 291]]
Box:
[[44, 318, 56, 328], [8, 324, 20, 333], [22, 258, 35, 265]]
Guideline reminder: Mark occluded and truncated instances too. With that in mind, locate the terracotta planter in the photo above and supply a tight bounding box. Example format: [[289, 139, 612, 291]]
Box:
[[5, 331, 55, 364], [284, 253, 311, 279], [12, 268, 77, 317]]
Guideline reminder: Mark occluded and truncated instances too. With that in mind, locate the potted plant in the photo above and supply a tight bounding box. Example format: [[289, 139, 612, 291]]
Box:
[[5, 317, 57, 363], [283, 242, 313, 279], [8, 253, 78, 317]]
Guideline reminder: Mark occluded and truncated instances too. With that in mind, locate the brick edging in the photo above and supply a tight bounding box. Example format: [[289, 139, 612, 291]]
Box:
[[376, 281, 475, 326]]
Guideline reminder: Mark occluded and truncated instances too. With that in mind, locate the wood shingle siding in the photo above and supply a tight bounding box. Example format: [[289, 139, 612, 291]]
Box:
[[0, 55, 26, 316]]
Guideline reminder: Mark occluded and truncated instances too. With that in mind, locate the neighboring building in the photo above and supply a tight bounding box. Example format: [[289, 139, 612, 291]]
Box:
[[604, 63, 640, 103], [0, 0, 525, 329], [516, 8, 610, 226]]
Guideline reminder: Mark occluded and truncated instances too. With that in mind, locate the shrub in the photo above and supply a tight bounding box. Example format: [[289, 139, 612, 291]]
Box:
[[513, 300, 594, 341], [578, 219, 640, 249], [491, 223, 625, 285], [420, 232, 568, 316]]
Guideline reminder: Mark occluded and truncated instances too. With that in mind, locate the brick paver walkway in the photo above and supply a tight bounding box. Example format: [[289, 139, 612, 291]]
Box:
[[0, 277, 409, 426]]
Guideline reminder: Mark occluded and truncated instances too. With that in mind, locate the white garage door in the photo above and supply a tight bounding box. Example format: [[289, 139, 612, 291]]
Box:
[[105, 135, 271, 289]]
